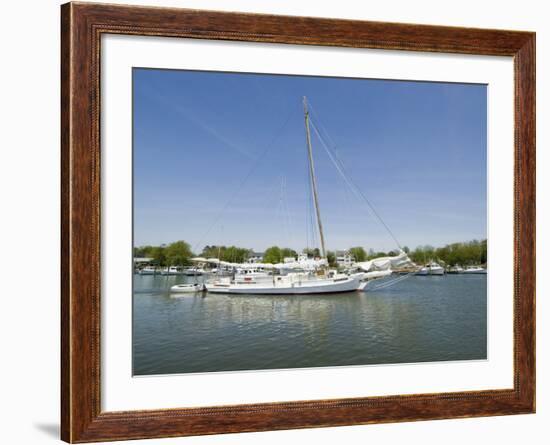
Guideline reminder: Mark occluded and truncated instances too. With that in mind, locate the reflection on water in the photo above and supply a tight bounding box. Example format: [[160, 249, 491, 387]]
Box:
[[133, 274, 487, 375]]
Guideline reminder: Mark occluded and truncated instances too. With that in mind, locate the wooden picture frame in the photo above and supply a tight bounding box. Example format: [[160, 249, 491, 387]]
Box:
[[61, 2, 535, 442]]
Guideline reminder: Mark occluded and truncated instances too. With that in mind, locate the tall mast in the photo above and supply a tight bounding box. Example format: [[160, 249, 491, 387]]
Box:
[[303, 96, 327, 258]]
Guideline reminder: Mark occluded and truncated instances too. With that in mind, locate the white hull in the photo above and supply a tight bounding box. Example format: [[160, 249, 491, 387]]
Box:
[[182, 269, 205, 276], [463, 268, 487, 274], [416, 263, 444, 275], [171, 283, 205, 293], [205, 276, 360, 295], [161, 268, 183, 276]]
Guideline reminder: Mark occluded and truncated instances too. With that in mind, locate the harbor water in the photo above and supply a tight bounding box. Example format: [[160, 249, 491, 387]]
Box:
[[133, 274, 487, 375]]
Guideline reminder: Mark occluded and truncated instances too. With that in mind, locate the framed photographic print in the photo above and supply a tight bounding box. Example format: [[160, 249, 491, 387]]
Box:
[[61, 2, 535, 442]]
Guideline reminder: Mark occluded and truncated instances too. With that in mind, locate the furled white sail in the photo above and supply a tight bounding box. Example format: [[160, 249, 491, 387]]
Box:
[[356, 251, 413, 272], [191, 256, 328, 271]]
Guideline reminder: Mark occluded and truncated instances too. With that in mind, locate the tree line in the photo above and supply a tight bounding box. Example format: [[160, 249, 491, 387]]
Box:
[[134, 241, 194, 266], [406, 239, 487, 266], [134, 242, 252, 266], [134, 239, 487, 267]]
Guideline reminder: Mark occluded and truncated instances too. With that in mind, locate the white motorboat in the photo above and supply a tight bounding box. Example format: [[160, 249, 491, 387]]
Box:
[[170, 283, 205, 293], [416, 261, 444, 275], [428, 261, 445, 275], [161, 266, 183, 275], [182, 267, 205, 276], [139, 266, 157, 275], [463, 266, 487, 274], [415, 266, 429, 276], [448, 265, 464, 274]]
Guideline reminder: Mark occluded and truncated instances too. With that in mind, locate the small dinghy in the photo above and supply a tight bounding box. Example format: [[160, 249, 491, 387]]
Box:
[[170, 283, 205, 293]]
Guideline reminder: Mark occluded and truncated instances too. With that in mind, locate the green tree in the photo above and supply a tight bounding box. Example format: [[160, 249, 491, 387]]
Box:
[[409, 239, 487, 266], [349, 246, 367, 262], [303, 247, 321, 258], [201, 245, 221, 259], [368, 251, 389, 259], [326, 251, 337, 267], [150, 246, 167, 266], [221, 246, 250, 263], [165, 241, 193, 266], [263, 246, 282, 264], [280, 248, 297, 259], [200, 245, 250, 263], [134, 245, 154, 258]]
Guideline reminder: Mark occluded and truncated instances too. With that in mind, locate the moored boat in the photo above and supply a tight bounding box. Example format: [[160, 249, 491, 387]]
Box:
[[416, 261, 444, 275], [161, 266, 183, 275], [428, 261, 445, 275], [205, 273, 360, 295], [202, 97, 412, 295], [463, 266, 487, 274], [182, 267, 205, 276], [170, 283, 205, 293]]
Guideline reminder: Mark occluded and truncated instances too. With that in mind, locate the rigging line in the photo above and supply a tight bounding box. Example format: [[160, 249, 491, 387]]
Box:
[[308, 101, 402, 249], [308, 102, 394, 225], [192, 107, 297, 254], [277, 176, 291, 249], [369, 272, 415, 290], [309, 118, 403, 250], [281, 176, 295, 249], [283, 176, 292, 247], [307, 102, 342, 154]]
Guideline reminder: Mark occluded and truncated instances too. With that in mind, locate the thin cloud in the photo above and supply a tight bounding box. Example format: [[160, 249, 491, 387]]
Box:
[[138, 82, 254, 159]]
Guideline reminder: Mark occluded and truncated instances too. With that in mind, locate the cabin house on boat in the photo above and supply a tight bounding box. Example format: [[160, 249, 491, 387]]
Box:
[[297, 253, 308, 262]]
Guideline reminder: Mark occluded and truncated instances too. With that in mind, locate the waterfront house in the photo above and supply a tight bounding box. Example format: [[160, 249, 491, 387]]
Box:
[[336, 251, 354, 267]]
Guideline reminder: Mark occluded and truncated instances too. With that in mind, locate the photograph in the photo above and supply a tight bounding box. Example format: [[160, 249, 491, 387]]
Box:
[[0, 0, 541, 443], [132, 68, 488, 376]]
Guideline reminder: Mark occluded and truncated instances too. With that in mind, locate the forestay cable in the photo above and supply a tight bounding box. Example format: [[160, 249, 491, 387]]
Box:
[[192, 107, 296, 254], [308, 110, 403, 251]]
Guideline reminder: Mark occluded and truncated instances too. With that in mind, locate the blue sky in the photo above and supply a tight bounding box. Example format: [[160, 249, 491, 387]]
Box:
[[133, 68, 487, 253]]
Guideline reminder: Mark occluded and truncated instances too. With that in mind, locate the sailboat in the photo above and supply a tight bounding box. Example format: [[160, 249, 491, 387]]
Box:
[[205, 98, 362, 295]]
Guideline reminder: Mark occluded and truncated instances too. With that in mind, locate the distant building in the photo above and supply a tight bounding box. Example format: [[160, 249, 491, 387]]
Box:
[[133, 257, 154, 272], [246, 252, 264, 264], [335, 250, 354, 267]]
